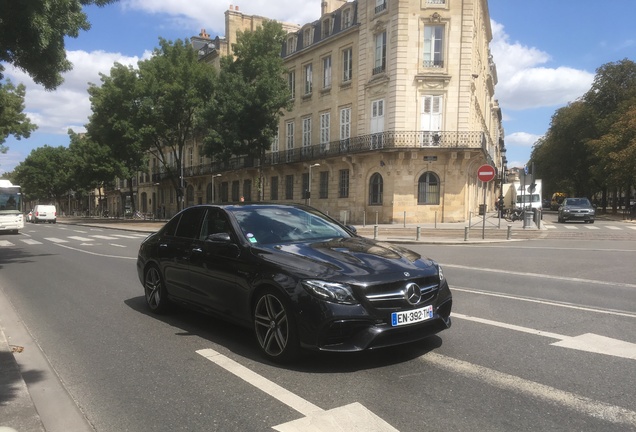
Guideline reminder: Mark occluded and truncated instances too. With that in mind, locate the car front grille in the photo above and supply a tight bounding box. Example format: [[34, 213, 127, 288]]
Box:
[[362, 276, 439, 309]]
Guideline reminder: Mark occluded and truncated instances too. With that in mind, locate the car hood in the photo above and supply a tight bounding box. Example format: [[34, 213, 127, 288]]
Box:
[[252, 237, 438, 281]]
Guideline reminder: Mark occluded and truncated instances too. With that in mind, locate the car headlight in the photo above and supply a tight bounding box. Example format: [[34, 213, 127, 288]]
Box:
[[302, 280, 358, 305], [438, 264, 444, 282]]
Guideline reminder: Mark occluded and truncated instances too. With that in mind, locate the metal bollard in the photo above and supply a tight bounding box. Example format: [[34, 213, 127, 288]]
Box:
[[374, 225, 378, 240], [507, 224, 512, 240], [464, 226, 469, 241], [416, 226, 421, 241]]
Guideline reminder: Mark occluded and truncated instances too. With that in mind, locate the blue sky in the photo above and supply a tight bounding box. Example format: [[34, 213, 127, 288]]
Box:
[[2, 0, 635, 175]]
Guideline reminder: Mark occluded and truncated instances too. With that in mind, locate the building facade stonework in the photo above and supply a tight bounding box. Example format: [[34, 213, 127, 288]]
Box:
[[122, 0, 505, 224]]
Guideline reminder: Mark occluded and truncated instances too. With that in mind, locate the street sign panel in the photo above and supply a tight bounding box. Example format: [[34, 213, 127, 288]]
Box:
[[477, 164, 496, 182]]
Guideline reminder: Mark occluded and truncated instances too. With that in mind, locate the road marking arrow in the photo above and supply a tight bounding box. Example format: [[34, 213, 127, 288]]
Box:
[[453, 313, 636, 360]]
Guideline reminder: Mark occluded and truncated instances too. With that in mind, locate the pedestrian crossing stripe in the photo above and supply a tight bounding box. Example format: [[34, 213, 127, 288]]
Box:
[[68, 236, 93, 241], [606, 226, 621, 230], [44, 238, 68, 243], [21, 239, 42, 245], [0, 240, 12, 247]]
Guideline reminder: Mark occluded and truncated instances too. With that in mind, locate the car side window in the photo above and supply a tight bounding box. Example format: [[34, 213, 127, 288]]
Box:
[[162, 215, 180, 237], [200, 209, 232, 240], [174, 208, 205, 239]]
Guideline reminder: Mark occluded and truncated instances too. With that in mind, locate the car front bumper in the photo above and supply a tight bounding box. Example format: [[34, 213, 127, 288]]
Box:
[[296, 281, 453, 352]]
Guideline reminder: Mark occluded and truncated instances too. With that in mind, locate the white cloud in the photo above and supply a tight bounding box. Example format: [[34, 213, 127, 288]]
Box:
[[505, 131, 542, 148], [5, 50, 144, 135], [490, 20, 594, 111], [122, 0, 318, 35]]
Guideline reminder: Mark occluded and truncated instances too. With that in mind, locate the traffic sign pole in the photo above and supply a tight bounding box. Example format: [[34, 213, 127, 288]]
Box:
[[477, 164, 496, 239]]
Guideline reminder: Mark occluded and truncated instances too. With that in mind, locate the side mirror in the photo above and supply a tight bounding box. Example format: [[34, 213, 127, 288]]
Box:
[[205, 232, 232, 243], [346, 225, 357, 235], [205, 232, 240, 258]]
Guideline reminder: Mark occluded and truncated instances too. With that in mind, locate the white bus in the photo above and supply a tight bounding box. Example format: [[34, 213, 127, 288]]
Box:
[[0, 179, 24, 233]]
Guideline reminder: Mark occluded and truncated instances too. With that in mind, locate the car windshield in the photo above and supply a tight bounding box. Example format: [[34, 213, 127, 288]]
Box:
[[566, 198, 591, 207], [230, 205, 352, 244]]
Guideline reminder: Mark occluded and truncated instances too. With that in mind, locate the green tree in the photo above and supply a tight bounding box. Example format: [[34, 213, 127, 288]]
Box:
[[530, 101, 598, 198], [67, 130, 119, 205], [13, 145, 73, 204], [584, 59, 636, 209], [0, 79, 38, 153], [86, 63, 145, 213], [136, 38, 216, 210], [201, 20, 291, 193], [0, 0, 118, 90]]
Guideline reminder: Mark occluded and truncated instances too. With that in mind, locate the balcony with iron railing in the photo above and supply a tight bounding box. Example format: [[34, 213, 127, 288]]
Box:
[[151, 130, 492, 180], [375, 1, 387, 14]]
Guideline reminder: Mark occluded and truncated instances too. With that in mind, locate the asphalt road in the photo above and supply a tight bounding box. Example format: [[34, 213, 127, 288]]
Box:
[[1, 222, 635, 431]]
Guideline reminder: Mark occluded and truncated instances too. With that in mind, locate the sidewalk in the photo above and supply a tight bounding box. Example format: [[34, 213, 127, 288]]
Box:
[[53, 212, 544, 244]]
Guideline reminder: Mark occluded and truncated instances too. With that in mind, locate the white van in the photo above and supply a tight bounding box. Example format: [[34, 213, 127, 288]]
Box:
[[33, 205, 57, 223]]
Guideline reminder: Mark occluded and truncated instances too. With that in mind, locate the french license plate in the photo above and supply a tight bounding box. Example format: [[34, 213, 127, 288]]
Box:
[[391, 305, 434, 327]]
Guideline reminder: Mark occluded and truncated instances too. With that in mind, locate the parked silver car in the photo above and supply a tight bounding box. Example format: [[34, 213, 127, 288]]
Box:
[[557, 197, 595, 223]]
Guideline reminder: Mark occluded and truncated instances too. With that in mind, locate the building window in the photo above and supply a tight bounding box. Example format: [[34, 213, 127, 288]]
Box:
[[302, 117, 311, 155], [220, 182, 229, 202], [319, 171, 329, 199], [304, 63, 313, 95], [369, 173, 383, 205], [322, 18, 332, 38], [342, 8, 352, 28], [322, 56, 332, 89], [373, 31, 386, 75], [339, 169, 350, 198], [287, 35, 296, 54], [423, 25, 444, 68], [420, 95, 443, 145], [375, 0, 387, 14], [272, 126, 280, 163], [302, 173, 309, 199], [231, 181, 240, 202], [303, 27, 314, 48], [198, 145, 204, 165], [286, 121, 294, 162], [288, 70, 295, 99], [340, 107, 351, 151], [371, 99, 384, 149], [270, 176, 279, 201], [243, 179, 251, 202], [285, 175, 294, 199], [418, 172, 440, 204], [206, 182, 212, 203], [342, 48, 352, 82], [320, 112, 330, 152]]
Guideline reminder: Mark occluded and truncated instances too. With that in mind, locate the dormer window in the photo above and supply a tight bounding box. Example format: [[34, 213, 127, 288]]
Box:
[[303, 27, 314, 48], [322, 18, 332, 38], [342, 8, 352, 28], [287, 35, 297, 54]]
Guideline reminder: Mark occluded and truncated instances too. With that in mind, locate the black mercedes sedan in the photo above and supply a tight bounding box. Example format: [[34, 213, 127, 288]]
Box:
[[137, 204, 452, 362]]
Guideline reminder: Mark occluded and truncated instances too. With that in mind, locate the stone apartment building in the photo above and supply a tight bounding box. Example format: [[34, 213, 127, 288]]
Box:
[[119, 0, 505, 224]]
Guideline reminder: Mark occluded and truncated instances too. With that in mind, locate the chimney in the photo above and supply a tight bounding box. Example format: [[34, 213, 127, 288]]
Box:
[[199, 29, 210, 39], [229, 5, 234, 10]]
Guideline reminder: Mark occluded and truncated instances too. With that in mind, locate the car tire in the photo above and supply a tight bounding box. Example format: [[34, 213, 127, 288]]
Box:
[[589, 219, 594, 224], [144, 265, 172, 314], [253, 288, 300, 362]]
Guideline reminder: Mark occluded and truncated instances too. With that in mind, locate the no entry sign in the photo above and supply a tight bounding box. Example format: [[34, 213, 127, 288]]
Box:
[[477, 164, 496, 182]]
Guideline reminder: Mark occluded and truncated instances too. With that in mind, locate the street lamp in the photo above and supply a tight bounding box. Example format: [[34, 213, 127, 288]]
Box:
[[211, 174, 221, 203], [308, 163, 320, 207]]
